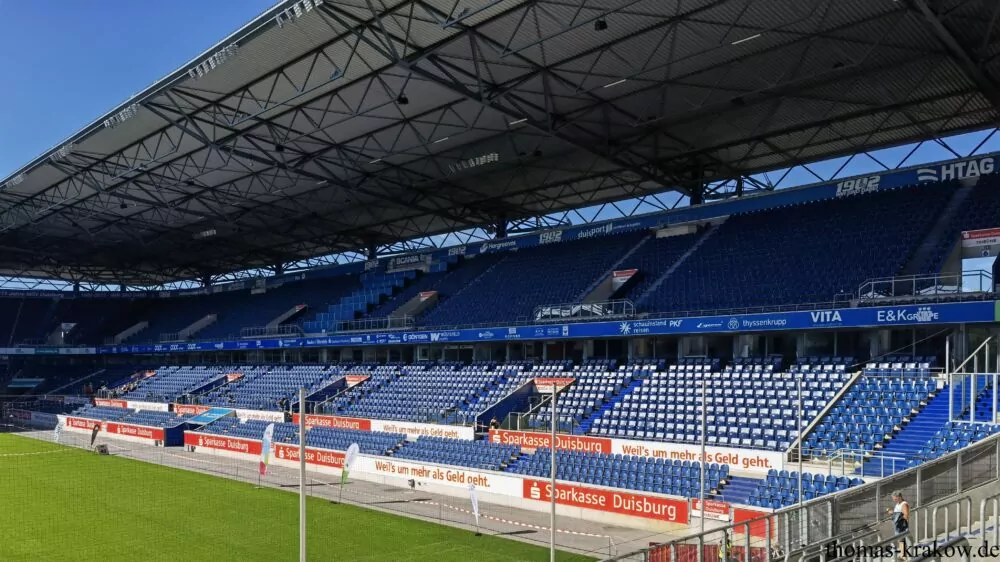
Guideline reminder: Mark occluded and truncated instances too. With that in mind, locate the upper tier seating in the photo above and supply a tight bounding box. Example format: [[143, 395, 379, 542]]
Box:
[[446, 362, 536, 424], [641, 182, 954, 312], [617, 233, 701, 306], [420, 230, 647, 326], [511, 448, 728, 497], [333, 363, 503, 422], [527, 359, 643, 433], [319, 365, 404, 414], [916, 175, 1000, 274], [590, 360, 850, 450], [412, 254, 507, 323], [122, 366, 227, 403], [198, 365, 339, 411]]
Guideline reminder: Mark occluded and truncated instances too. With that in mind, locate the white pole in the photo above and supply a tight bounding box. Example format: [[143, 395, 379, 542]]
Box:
[[550, 383, 557, 562], [798, 377, 803, 508], [299, 387, 307, 562], [972, 352, 979, 423], [947, 338, 953, 422], [700, 379, 707, 536]]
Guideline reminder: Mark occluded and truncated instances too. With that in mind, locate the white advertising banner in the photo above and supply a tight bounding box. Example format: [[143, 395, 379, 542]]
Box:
[[369, 419, 474, 440], [127, 401, 170, 412], [487, 429, 785, 474]]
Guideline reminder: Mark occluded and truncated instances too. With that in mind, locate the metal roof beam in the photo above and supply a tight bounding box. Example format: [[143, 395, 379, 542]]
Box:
[[909, 0, 1000, 113]]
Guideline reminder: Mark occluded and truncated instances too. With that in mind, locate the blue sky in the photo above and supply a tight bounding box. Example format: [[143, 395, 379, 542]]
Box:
[[1, 0, 999, 284], [0, 0, 276, 179]]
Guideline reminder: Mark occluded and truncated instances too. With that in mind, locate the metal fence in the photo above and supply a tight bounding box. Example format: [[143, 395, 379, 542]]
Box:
[[605, 432, 1000, 561], [533, 300, 635, 323], [857, 270, 994, 303]]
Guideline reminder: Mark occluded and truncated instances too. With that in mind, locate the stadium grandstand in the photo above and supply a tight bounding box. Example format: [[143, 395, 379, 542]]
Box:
[[3, 0, 1000, 560]]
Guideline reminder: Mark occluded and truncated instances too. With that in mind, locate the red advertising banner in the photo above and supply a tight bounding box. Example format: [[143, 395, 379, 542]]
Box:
[[612, 269, 639, 291], [733, 507, 776, 539], [273, 443, 345, 468], [345, 375, 370, 388], [174, 404, 211, 416], [105, 422, 165, 441], [521, 479, 688, 523], [962, 227, 1000, 245], [93, 399, 128, 408], [293, 413, 372, 431], [489, 429, 612, 454], [66, 416, 100, 430], [184, 432, 262, 456], [532, 378, 576, 392]]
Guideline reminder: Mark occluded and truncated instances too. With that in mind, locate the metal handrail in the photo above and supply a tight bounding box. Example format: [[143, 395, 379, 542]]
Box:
[[978, 492, 1000, 547], [603, 431, 1000, 562], [858, 270, 994, 300]]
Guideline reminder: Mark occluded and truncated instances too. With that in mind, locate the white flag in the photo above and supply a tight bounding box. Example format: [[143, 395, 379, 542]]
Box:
[[469, 483, 480, 527], [341, 443, 360, 486], [259, 423, 275, 476], [53, 421, 63, 444]]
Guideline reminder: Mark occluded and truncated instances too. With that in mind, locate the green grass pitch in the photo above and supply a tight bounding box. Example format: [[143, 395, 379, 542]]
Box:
[[0, 433, 595, 562]]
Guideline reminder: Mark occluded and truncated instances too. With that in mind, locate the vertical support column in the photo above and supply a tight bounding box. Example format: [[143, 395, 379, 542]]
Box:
[[550, 383, 557, 562], [971, 353, 978, 423], [700, 379, 707, 535], [798, 376, 803, 507], [947, 338, 953, 423], [299, 387, 307, 562]]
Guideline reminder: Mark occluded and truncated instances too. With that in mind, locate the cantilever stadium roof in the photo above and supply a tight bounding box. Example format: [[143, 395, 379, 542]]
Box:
[[2, 0, 1000, 285]]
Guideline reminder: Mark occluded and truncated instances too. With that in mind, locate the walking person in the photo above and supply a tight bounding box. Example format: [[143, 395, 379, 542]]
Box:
[[887, 491, 910, 559]]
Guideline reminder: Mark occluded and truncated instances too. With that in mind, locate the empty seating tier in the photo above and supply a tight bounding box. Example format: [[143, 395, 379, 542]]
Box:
[[510, 448, 728, 498]]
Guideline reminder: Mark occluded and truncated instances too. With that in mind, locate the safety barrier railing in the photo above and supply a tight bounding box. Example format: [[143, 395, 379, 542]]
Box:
[[533, 300, 635, 323], [601, 431, 1000, 562], [240, 324, 303, 338], [857, 270, 994, 302], [818, 448, 914, 478], [334, 315, 414, 333]]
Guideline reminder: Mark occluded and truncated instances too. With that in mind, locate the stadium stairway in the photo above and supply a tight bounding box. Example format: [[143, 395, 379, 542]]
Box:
[[714, 475, 759, 505], [898, 180, 973, 276], [574, 377, 646, 435], [45, 368, 106, 395], [504, 452, 533, 473], [634, 223, 718, 308], [574, 233, 652, 303], [862, 385, 951, 475]]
